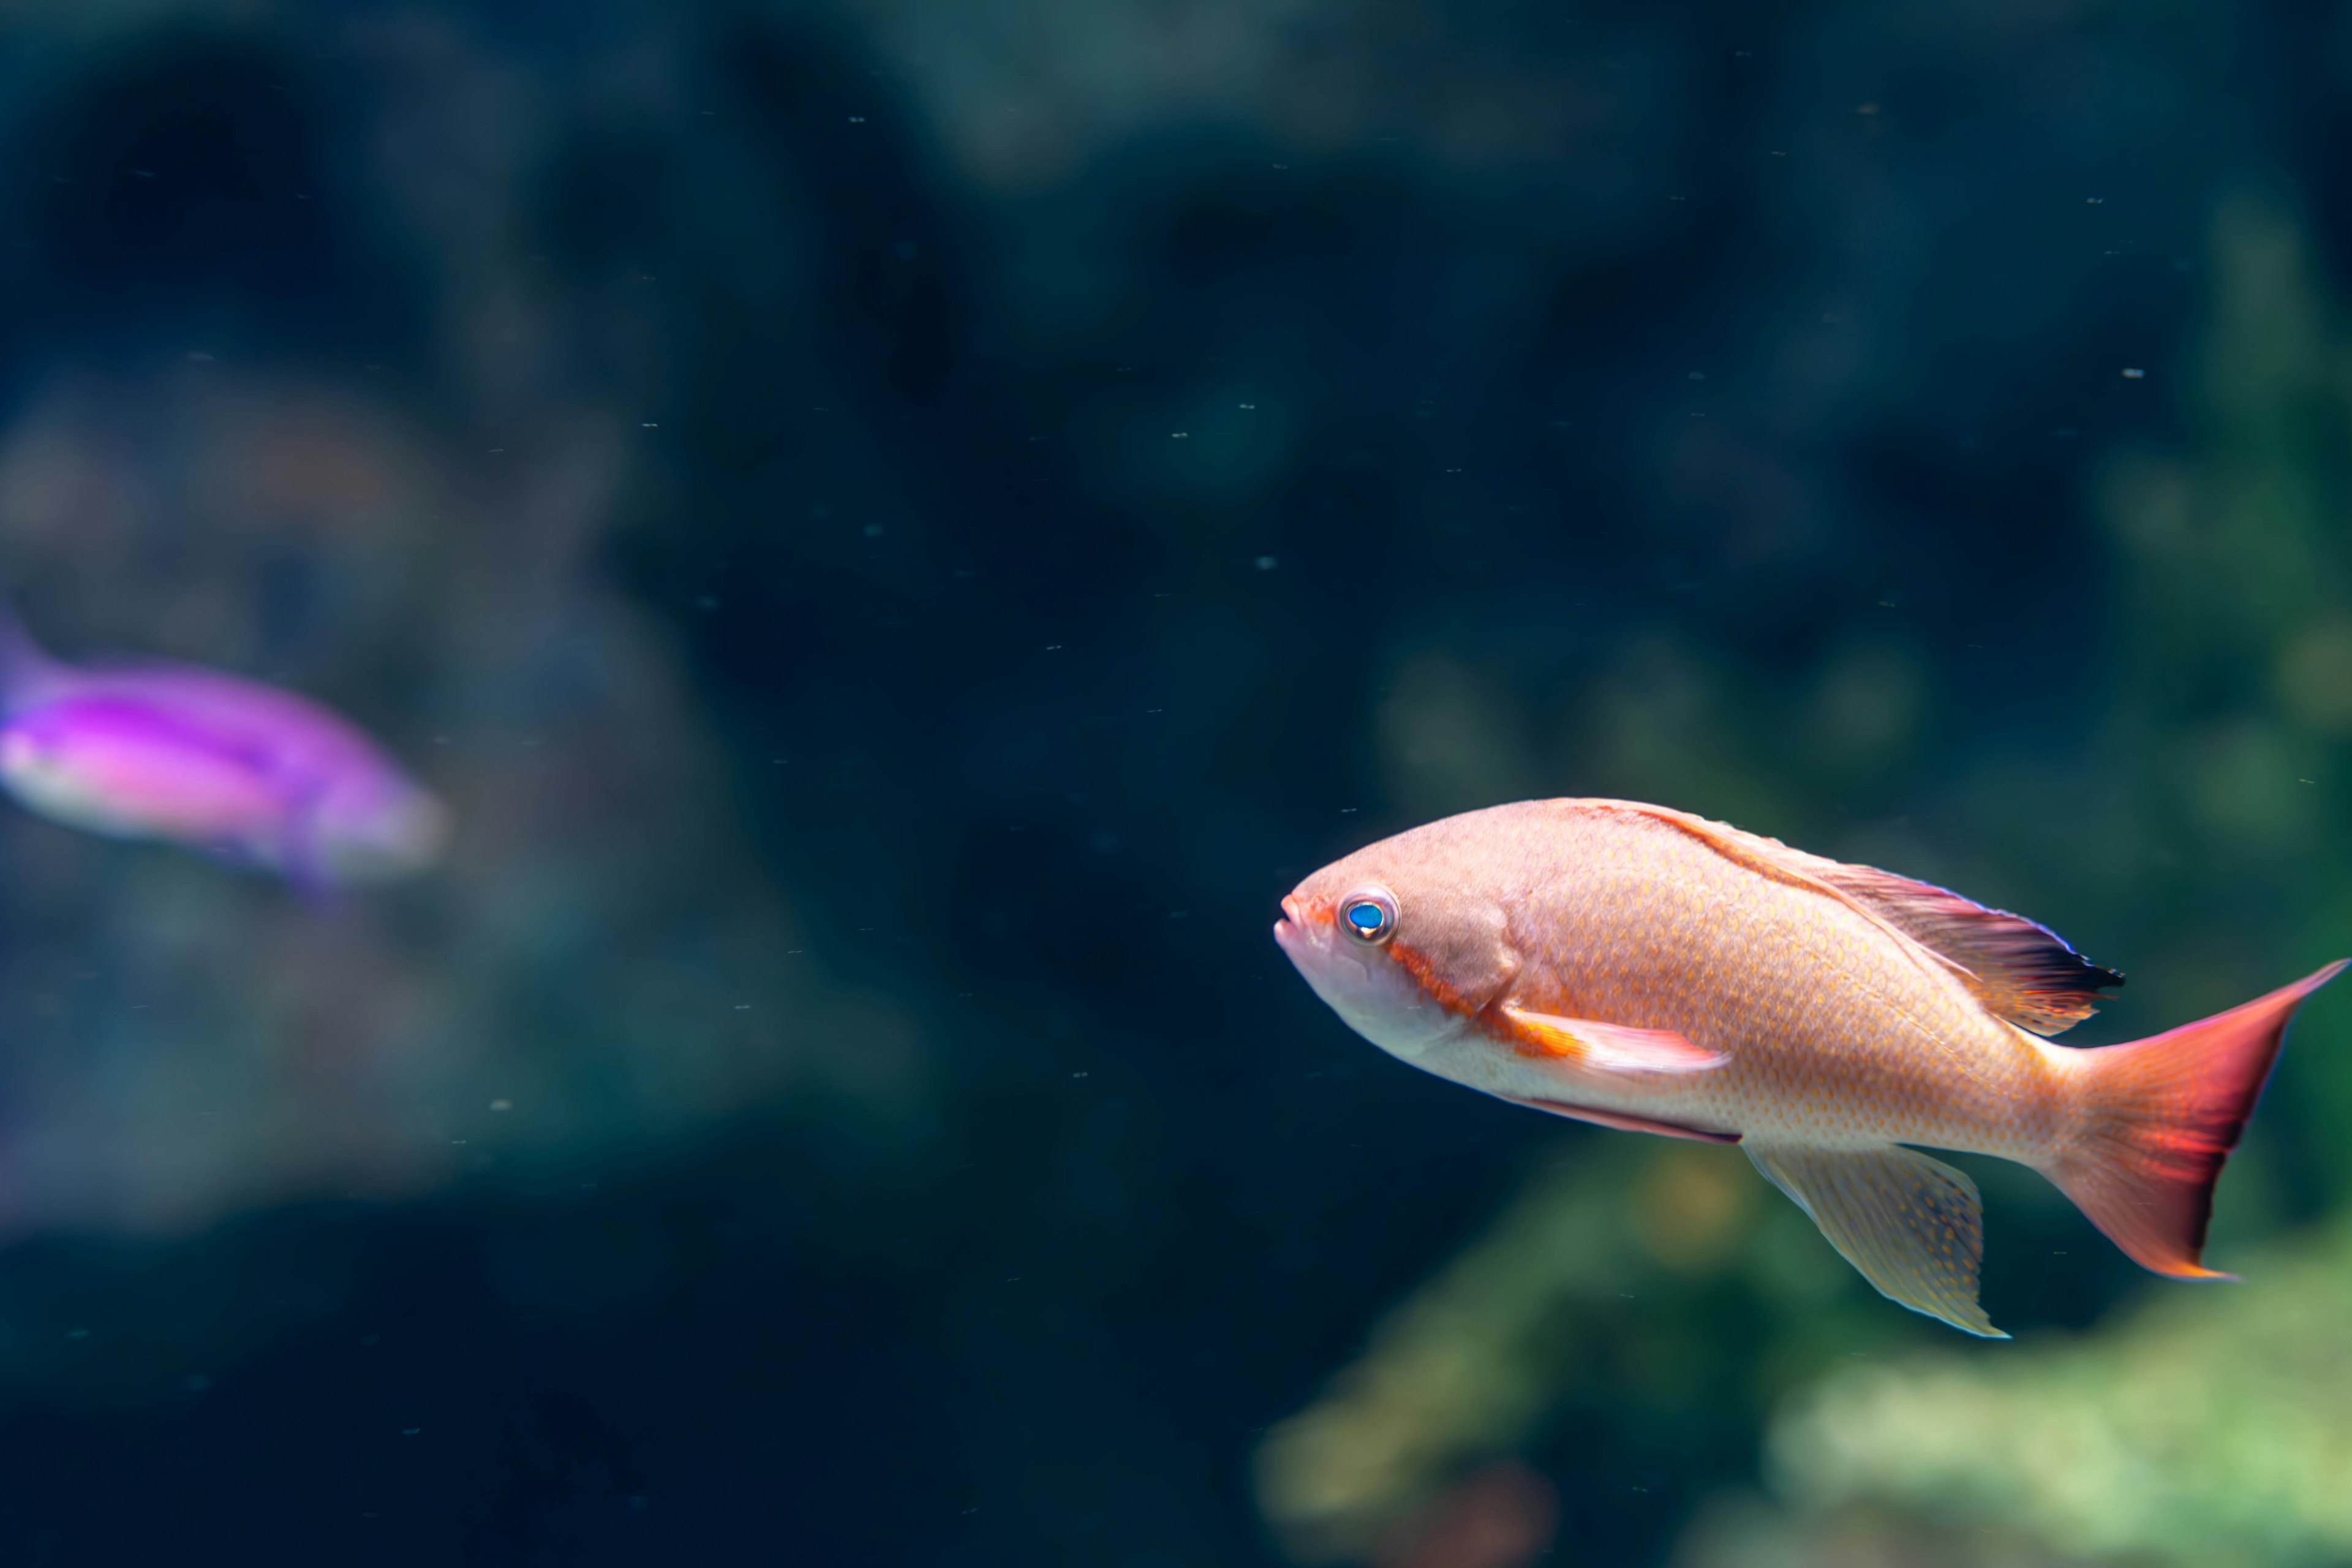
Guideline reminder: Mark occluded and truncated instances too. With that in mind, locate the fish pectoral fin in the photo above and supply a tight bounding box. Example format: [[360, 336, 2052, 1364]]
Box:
[[1745, 1142, 2007, 1338], [1498, 1005, 1728, 1074]]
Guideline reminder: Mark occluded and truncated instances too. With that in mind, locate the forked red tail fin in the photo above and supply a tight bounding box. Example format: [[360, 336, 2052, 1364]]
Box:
[[2046, 960, 2345, 1278]]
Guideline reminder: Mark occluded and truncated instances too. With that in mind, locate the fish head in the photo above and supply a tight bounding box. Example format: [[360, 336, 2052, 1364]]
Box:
[[312, 771, 450, 883], [1275, 832, 1520, 1062]]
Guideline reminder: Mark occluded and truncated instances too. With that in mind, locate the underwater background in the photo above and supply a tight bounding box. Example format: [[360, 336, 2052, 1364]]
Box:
[[3, 0, 2351, 1562]]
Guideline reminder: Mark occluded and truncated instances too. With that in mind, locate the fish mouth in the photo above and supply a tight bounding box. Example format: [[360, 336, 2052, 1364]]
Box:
[[1273, 894, 1312, 954], [1275, 894, 1342, 963]]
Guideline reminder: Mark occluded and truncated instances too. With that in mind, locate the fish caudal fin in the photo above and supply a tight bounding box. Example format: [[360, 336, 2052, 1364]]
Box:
[[2046, 960, 2346, 1279], [1747, 1143, 2003, 1337], [0, 598, 63, 712]]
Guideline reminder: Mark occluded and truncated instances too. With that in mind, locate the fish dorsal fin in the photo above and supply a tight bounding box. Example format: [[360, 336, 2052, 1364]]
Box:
[[1586, 801, 2121, 1036], [1790, 858, 2122, 1034], [1746, 1142, 2006, 1338]]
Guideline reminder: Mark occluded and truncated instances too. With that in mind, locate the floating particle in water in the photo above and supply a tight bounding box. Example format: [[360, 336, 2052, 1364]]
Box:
[[1256, 556, 1278, 570], [2123, 367, 2146, 379], [489, 1099, 513, 1112]]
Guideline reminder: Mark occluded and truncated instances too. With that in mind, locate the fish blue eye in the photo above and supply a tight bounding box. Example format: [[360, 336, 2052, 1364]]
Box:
[[1340, 890, 1398, 943]]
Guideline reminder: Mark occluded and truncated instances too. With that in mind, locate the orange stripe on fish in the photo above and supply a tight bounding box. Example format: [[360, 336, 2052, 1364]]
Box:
[[1273, 798, 2345, 1337]]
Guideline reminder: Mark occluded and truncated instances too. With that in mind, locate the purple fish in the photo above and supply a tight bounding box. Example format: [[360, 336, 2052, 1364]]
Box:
[[0, 611, 447, 887]]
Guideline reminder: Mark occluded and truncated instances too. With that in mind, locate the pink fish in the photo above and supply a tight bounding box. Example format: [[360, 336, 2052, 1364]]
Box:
[[0, 611, 447, 888], [1275, 798, 2342, 1335]]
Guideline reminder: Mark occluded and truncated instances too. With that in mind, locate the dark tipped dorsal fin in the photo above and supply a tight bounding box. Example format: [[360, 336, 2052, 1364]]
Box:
[[1585, 801, 2123, 1036], [1794, 859, 2124, 1034]]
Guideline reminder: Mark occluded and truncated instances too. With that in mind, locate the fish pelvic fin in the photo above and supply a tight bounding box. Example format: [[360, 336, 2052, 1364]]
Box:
[[1498, 1095, 1740, 1144], [1746, 1142, 2005, 1338], [1495, 1004, 1729, 1074], [2044, 959, 2346, 1279]]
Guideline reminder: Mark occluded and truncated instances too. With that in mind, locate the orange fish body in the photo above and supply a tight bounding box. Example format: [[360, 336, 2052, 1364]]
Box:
[[1274, 798, 2343, 1336]]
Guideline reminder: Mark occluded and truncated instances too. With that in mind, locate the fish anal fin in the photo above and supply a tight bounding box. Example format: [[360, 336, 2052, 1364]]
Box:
[[1501, 1095, 1740, 1144], [1497, 1004, 1728, 1074], [1587, 801, 2120, 1035], [1746, 1142, 2006, 1338]]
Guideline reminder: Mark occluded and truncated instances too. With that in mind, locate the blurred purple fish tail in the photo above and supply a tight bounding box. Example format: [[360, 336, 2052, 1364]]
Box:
[[0, 604, 448, 888]]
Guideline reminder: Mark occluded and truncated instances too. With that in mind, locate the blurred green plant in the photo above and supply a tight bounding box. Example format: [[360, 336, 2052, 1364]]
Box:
[[1766, 1218, 2352, 1567], [1254, 1137, 1897, 1561]]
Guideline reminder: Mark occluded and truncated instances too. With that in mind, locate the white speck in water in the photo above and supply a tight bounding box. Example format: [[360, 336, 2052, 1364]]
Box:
[[1171, 431, 1190, 439], [642, 422, 658, 428], [402, 1428, 421, 1436], [1255, 556, 1278, 570], [489, 1099, 513, 1112], [1072, 1072, 1089, 1079], [2122, 367, 2146, 379], [734, 1004, 752, 1011], [187, 1374, 211, 1392], [848, 116, 866, 123], [2087, 196, 2104, 204], [67, 1329, 88, 1340], [1687, 371, 1706, 381], [1238, 403, 1257, 410], [863, 524, 884, 537]]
